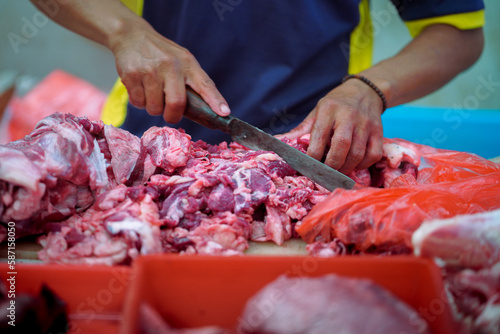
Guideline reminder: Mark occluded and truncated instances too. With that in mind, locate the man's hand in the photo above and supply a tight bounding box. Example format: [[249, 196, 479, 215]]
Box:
[[30, 0, 230, 123], [281, 79, 384, 174], [110, 22, 230, 123], [282, 24, 483, 174]]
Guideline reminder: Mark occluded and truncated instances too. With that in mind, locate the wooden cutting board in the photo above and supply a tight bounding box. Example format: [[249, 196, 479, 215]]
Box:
[[0, 236, 42, 261], [0, 238, 308, 261], [246, 239, 308, 255]]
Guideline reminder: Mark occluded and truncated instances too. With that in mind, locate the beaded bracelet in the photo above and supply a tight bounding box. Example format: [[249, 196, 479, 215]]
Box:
[[341, 74, 387, 113]]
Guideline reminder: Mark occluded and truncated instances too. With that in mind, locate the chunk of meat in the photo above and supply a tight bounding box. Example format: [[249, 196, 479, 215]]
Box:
[[413, 209, 500, 268], [383, 140, 421, 168], [239, 274, 429, 334], [445, 263, 500, 334], [104, 125, 144, 184], [0, 146, 45, 191], [38, 185, 163, 264], [0, 113, 111, 233], [142, 126, 192, 172]]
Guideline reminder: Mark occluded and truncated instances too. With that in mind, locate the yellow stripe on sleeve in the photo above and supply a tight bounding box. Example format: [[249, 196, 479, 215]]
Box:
[[120, 0, 144, 16], [348, 0, 373, 74], [101, 79, 129, 127], [101, 1, 144, 125], [405, 10, 485, 38]]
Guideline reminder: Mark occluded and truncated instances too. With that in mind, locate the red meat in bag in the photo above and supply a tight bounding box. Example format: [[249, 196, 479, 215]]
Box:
[[297, 139, 500, 252]]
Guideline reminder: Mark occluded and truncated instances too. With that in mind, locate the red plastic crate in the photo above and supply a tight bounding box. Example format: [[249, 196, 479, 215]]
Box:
[[0, 263, 131, 334], [122, 255, 457, 333]]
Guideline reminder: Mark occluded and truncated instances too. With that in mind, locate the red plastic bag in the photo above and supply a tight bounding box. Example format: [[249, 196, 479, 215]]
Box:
[[297, 139, 500, 251], [8, 70, 105, 141]]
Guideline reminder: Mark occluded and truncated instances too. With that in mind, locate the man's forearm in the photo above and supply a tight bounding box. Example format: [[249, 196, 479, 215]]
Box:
[[360, 24, 484, 108], [29, 0, 147, 51], [31, 0, 231, 122]]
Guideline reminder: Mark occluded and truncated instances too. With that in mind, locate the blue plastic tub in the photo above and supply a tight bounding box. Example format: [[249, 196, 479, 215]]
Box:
[[382, 105, 500, 159]]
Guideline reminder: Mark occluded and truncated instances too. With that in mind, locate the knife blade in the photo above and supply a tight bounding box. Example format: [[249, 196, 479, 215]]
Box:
[[183, 88, 355, 191]]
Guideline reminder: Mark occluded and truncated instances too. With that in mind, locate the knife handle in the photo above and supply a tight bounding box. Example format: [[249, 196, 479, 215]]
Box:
[[184, 87, 232, 133]]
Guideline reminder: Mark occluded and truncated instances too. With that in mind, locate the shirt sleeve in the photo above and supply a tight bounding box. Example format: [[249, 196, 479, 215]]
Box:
[[390, 0, 485, 37]]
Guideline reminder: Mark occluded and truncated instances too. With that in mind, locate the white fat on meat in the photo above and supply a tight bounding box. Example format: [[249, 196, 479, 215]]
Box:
[[38, 228, 129, 265], [383, 142, 421, 168], [106, 218, 162, 255], [474, 296, 500, 334], [88, 138, 110, 191], [0, 146, 45, 191], [264, 205, 292, 245], [253, 152, 280, 162], [412, 209, 500, 268]]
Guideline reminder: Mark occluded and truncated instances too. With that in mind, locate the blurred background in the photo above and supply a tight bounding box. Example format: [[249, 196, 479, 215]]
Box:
[[0, 0, 499, 156]]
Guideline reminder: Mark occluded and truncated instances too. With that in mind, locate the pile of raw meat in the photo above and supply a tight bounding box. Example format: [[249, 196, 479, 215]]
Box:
[[0, 113, 326, 263], [0, 112, 427, 265]]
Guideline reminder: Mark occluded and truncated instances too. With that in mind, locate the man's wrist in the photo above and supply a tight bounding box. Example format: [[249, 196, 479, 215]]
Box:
[[342, 75, 387, 113], [106, 15, 151, 52]]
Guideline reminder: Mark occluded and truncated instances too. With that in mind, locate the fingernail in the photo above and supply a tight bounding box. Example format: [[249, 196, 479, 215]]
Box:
[[220, 104, 230, 116]]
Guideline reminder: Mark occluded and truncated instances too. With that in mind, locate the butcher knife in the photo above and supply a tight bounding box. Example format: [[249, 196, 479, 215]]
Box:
[[183, 88, 355, 191]]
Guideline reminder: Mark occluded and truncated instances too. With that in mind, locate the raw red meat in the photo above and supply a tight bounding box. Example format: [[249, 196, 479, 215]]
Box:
[[38, 185, 163, 265], [238, 274, 430, 334], [413, 209, 500, 269], [412, 210, 500, 333], [1, 113, 331, 264], [0, 113, 110, 237], [445, 263, 500, 334], [298, 138, 500, 254], [2, 113, 497, 268], [142, 126, 192, 173]]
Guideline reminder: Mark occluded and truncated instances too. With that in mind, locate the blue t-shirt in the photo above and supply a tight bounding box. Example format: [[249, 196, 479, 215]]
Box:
[[121, 0, 484, 144]]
